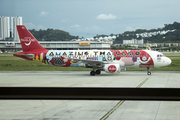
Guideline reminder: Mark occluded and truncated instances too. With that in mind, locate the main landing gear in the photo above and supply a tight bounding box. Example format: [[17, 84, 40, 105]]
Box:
[[147, 67, 151, 75], [90, 69, 101, 76]]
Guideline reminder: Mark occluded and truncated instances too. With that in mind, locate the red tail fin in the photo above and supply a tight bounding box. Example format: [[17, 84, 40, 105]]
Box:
[[17, 25, 46, 52]]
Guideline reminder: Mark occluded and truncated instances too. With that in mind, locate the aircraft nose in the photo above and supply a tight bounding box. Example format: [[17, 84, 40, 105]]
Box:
[[166, 57, 172, 65]]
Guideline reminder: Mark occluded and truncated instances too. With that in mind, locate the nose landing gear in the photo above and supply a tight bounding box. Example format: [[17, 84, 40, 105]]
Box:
[[147, 67, 151, 75]]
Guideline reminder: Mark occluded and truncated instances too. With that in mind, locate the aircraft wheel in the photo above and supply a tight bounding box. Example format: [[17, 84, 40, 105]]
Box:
[[90, 71, 96, 76], [147, 71, 151, 75], [95, 70, 101, 75], [147, 67, 151, 75]]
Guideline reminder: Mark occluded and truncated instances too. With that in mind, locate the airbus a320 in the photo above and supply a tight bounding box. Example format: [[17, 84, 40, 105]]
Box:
[[14, 25, 172, 76]]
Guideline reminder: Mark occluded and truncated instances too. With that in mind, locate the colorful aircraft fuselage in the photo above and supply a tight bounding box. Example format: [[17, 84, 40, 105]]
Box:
[[14, 25, 172, 75]]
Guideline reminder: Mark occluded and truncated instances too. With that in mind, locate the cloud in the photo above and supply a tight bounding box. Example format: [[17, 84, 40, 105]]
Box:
[[62, 19, 73, 22], [39, 11, 49, 17], [85, 25, 100, 31], [125, 26, 134, 31], [24, 22, 45, 30], [125, 26, 145, 31], [96, 14, 117, 20], [71, 24, 81, 28]]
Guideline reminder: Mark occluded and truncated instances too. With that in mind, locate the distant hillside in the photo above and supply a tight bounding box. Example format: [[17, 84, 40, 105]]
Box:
[[29, 22, 180, 43], [114, 22, 180, 43], [29, 29, 79, 41]]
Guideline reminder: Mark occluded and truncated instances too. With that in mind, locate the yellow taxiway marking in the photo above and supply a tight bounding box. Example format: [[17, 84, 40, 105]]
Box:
[[100, 100, 124, 120], [137, 78, 149, 88], [100, 77, 149, 120]]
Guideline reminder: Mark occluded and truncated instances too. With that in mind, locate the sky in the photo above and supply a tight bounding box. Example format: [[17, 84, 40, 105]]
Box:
[[1, 0, 180, 38]]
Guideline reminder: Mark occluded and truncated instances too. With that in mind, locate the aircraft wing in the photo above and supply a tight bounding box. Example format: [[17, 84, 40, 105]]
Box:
[[71, 58, 110, 65]]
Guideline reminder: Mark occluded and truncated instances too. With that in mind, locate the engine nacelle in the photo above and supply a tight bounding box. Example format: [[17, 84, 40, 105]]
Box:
[[104, 64, 120, 73]]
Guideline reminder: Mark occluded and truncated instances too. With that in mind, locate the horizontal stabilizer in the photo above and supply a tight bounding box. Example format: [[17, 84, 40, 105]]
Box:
[[13, 53, 35, 59]]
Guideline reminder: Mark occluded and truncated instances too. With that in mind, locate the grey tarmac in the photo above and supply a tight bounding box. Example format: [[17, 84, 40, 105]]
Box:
[[0, 71, 180, 120]]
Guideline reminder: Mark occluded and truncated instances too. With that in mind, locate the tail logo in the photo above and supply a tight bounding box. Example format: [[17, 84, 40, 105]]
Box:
[[20, 37, 35, 46], [25, 41, 31, 46]]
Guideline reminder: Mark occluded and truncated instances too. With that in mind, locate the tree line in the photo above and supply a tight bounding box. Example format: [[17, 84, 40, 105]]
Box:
[[29, 28, 79, 41]]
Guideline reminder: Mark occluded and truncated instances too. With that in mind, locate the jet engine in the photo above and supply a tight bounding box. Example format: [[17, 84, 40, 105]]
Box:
[[104, 64, 120, 73], [104, 60, 125, 74]]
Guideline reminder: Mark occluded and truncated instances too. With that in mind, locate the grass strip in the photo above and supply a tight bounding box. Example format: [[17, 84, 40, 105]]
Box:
[[0, 53, 179, 71]]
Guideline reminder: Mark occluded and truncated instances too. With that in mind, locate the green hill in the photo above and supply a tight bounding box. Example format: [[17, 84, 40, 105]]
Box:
[[114, 22, 180, 44], [29, 28, 79, 41], [29, 21, 180, 43]]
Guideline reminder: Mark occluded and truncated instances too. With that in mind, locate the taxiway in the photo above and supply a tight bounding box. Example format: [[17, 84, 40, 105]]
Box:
[[0, 71, 180, 120]]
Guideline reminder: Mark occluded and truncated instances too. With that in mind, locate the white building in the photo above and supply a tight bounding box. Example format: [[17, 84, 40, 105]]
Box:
[[123, 39, 144, 45], [0, 16, 10, 40], [11, 16, 23, 42]]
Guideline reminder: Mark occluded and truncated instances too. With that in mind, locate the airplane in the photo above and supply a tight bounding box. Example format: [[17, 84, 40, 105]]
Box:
[[14, 25, 172, 76]]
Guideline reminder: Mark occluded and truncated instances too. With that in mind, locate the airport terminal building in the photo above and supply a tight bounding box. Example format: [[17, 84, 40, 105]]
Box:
[[0, 41, 111, 52]]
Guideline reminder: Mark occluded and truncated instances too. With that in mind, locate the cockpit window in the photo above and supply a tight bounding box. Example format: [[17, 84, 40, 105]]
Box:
[[162, 54, 166, 57], [157, 54, 166, 57]]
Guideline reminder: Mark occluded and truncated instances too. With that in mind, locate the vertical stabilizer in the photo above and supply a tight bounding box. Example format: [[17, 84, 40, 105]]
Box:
[[16, 25, 46, 52]]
